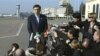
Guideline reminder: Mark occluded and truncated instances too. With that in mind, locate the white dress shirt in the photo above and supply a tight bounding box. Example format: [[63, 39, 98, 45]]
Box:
[[35, 15, 40, 23]]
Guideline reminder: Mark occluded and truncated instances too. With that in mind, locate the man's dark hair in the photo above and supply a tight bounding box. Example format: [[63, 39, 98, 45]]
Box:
[[88, 12, 97, 18], [73, 12, 81, 21], [33, 4, 41, 10], [12, 43, 19, 49], [68, 28, 78, 38]]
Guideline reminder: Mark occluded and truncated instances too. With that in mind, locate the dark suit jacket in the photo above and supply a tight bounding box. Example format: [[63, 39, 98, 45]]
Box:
[[27, 14, 48, 35], [91, 41, 100, 56], [27, 14, 48, 48]]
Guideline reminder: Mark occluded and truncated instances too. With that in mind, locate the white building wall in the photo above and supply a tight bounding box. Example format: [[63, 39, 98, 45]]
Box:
[[85, 0, 100, 20], [57, 7, 66, 17], [42, 7, 66, 17]]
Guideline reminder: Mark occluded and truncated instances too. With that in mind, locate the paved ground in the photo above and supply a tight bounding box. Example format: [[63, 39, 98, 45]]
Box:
[[0, 17, 69, 56], [0, 17, 29, 56]]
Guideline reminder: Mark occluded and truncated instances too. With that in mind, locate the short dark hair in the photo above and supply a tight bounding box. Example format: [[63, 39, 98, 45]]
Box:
[[68, 28, 78, 38], [33, 4, 41, 10], [12, 43, 19, 49], [73, 12, 81, 20], [72, 12, 81, 22], [88, 12, 97, 18]]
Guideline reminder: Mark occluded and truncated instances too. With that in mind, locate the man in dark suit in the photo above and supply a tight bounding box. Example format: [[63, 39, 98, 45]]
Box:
[[27, 4, 48, 48], [82, 13, 100, 40]]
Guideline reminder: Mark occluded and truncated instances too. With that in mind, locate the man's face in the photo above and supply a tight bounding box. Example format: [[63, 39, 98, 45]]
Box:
[[89, 17, 96, 22], [88, 14, 96, 22], [67, 32, 73, 39], [33, 7, 41, 15], [73, 18, 79, 22], [82, 40, 90, 48]]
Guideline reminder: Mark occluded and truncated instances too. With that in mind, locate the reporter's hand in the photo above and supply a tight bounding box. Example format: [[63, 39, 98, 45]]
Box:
[[94, 25, 99, 31], [73, 25, 80, 29]]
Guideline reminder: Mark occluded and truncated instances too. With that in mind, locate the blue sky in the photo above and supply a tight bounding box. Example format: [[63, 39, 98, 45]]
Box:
[[0, 0, 84, 14]]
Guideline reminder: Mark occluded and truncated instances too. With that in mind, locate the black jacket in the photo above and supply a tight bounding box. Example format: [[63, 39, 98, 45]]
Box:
[[91, 41, 100, 56], [27, 14, 48, 35], [66, 21, 83, 38], [82, 20, 100, 39]]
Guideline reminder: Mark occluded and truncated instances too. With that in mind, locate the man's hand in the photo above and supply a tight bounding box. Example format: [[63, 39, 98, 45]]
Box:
[[44, 31, 48, 37], [94, 25, 99, 31], [73, 25, 80, 29], [34, 33, 40, 39], [53, 31, 58, 37], [36, 38, 40, 43]]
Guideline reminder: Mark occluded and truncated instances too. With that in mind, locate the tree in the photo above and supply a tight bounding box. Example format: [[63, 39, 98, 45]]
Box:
[[65, 3, 73, 15], [79, 3, 85, 15]]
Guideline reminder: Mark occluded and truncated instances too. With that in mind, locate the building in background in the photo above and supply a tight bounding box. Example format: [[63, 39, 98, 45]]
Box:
[[56, 8, 66, 17], [85, 0, 100, 20], [42, 8, 57, 17], [42, 0, 70, 17], [42, 7, 66, 17]]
